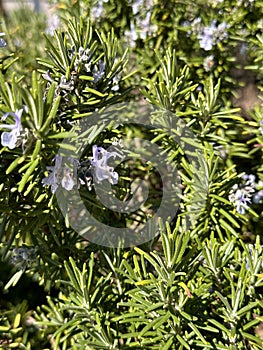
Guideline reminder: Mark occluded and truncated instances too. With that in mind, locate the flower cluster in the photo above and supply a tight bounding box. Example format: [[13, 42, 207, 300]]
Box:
[[229, 174, 256, 214], [42, 155, 76, 194], [68, 46, 91, 72], [197, 20, 228, 51], [43, 145, 123, 193], [124, 0, 156, 46], [42, 71, 75, 100]]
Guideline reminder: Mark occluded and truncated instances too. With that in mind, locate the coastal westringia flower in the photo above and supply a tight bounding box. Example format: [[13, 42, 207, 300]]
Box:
[[0, 108, 24, 149], [90, 145, 122, 185]]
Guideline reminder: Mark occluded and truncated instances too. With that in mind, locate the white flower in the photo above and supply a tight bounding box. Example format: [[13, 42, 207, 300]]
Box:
[[203, 55, 215, 71]]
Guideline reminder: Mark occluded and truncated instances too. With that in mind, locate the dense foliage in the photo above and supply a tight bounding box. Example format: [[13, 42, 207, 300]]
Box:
[[0, 0, 263, 349]]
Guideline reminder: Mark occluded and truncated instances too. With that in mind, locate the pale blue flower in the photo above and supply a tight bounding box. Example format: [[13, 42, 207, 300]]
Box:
[[132, 0, 143, 15], [90, 145, 122, 185], [42, 155, 62, 194], [90, 1, 104, 19], [0, 32, 6, 48], [242, 174, 256, 185], [198, 20, 217, 51], [0, 108, 24, 149], [234, 189, 252, 215], [197, 20, 228, 51], [59, 76, 74, 91], [253, 190, 263, 204], [42, 155, 76, 193], [124, 22, 138, 47], [229, 174, 256, 214], [92, 61, 105, 83], [46, 13, 60, 36]]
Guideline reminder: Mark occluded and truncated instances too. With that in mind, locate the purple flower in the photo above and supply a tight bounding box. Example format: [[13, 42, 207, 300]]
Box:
[[90, 145, 122, 185], [0, 109, 24, 149]]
